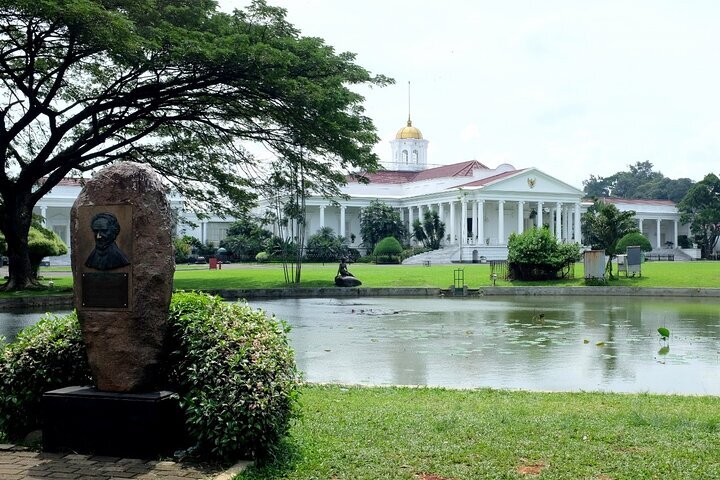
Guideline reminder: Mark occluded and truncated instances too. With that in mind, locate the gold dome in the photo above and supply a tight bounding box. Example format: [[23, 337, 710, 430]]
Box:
[[395, 118, 423, 139]]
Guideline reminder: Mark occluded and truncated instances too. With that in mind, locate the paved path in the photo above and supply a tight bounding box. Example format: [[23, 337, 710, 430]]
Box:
[[0, 444, 249, 480]]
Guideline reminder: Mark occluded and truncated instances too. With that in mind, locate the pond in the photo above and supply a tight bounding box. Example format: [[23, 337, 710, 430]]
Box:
[[249, 296, 720, 395], [2, 296, 719, 395]]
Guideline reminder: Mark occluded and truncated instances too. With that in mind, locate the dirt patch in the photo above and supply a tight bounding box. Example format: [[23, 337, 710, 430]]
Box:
[[516, 459, 548, 476], [415, 473, 453, 480]]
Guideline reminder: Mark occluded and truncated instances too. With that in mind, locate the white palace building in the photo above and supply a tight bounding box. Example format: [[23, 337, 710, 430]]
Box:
[[33, 117, 693, 265]]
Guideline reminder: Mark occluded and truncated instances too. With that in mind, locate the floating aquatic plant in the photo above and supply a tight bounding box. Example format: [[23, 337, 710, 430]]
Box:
[[658, 327, 670, 341]]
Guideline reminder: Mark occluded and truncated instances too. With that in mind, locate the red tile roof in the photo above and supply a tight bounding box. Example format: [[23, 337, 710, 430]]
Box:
[[350, 160, 491, 184]]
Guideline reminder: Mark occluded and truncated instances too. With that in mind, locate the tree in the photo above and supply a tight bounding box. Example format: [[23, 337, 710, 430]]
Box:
[[582, 161, 693, 202], [507, 228, 581, 280], [359, 200, 406, 252], [220, 217, 271, 261], [0, 216, 67, 278], [412, 210, 445, 250], [677, 173, 720, 259], [305, 226, 347, 263], [582, 202, 638, 279], [0, 0, 390, 289]]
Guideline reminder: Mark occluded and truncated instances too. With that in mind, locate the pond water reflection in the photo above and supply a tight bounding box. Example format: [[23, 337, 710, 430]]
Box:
[[249, 296, 720, 394], [3, 296, 719, 394]]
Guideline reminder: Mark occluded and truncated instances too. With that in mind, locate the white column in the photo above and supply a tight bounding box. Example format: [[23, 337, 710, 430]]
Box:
[[498, 200, 505, 245], [461, 200, 468, 245], [201, 221, 208, 244], [408, 206, 414, 229], [555, 203, 562, 241], [40, 206, 48, 225], [563, 207, 570, 242], [537, 201, 543, 228], [438, 202, 444, 227], [319, 205, 325, 229], [574, 203, 581, 243], [517, 201, 524, 234], [477, 200, 484, 245], [419, 204, 424, 222], [656, 219, 662, 249], [450, 201, 456, 244], [549, 207, 555, 236], [673, 220, 678, 248], [340, 206, 346, 237], [471, 200, 478, 243], [638, 218, 643, 235]]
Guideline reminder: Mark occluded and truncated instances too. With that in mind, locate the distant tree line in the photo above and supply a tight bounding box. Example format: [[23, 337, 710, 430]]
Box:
[[583, 161, 694, 202]]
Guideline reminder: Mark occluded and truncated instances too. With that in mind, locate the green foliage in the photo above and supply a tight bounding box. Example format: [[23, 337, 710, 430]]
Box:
[[582, 202, 639, 279], [0, 313, 92, 439], [507, 228, 581, 280], [167, 292, 301, 460], [305, 227, 347, 262], [0, 219, 68, 278], [373, 236, 403, 264], [220, 218, 272, 261], [677, 235, 692, 249], [0, 0, 391, 290], [0, 293, 300, 460], [412, 211, 445, 250], [583, 161, 694, 202], [658, 327, 670, 340], [255, 251, 270, 263], [173, 236, 193, 263], [400, 246, 432, 261], [359, 201, 407, 252], [616, 232, 653, 253], [677, 173, 720, 259]]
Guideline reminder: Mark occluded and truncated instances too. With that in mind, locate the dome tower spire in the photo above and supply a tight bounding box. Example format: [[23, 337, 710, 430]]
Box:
[[385, 81, 429, 171]]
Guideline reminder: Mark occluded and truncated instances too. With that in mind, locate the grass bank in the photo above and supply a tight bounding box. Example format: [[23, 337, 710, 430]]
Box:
[[240, 384, 720, 480]]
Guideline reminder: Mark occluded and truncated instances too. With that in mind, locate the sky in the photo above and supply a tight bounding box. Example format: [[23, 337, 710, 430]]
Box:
[[218, 0, 720, 189]]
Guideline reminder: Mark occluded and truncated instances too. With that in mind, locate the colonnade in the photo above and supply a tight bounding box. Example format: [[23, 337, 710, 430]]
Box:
[[398, 199, 583, 246]]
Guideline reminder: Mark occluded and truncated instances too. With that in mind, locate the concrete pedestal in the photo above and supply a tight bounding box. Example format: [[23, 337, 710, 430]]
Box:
[[42, 386, 185, 458]]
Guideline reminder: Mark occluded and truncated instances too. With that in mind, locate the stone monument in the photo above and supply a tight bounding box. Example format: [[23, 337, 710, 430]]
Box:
[[42, 162, 182, 457]]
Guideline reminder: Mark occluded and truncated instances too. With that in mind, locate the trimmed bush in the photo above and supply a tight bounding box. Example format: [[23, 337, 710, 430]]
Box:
[[0, 313, 92, 439], [167, 292, 301, 460], [507, 228, 581, 280], [255, 251, 270, 262], [0, 292, 301, 460], [373, 236, 403, 264], [616, 232, 652, 254]]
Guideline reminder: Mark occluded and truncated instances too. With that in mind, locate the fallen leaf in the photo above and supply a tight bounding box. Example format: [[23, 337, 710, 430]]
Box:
[[517, 461, 547, 476]]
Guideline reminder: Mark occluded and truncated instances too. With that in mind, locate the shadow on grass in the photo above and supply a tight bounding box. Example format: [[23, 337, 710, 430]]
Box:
[[239, 436, 304, 479]]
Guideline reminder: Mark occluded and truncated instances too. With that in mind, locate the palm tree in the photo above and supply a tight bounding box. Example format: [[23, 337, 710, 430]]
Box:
[[582, 202, 638, 279]]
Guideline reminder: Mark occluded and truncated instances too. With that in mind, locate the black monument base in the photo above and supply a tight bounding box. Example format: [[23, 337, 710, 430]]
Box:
[[42, 386, 185, 458]]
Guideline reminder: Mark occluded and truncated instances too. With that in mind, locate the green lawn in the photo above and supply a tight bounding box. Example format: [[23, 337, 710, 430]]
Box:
[[239, 385, 720, 480], [171, 261, 720, 290], [20, 261, 720, 296]]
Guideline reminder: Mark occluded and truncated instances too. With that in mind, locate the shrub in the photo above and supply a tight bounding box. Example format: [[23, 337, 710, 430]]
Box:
[[355, 255, 375, 263], [678, 235, 692, 249], [400, 246, 432, 261], [255, 251, 269, 262], [616, 232, 652, 254], [0, 312, 92, 439], [0, 293, 301, 461], [507, 228, 581, 280], [304, 227, 347, 263], [373, 236, 403, 264]]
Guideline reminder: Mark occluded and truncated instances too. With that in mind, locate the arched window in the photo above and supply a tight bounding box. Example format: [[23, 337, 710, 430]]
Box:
[[412, 150, 418, 163], [402, 150, 409, 163]]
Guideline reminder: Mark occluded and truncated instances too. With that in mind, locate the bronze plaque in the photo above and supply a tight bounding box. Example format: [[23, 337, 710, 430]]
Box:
[[82, 273, 129, 309], [76, 205, 133, 311]]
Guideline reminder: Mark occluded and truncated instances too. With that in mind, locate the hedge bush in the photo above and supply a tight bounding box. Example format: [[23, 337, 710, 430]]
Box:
[[0, 292, 301, 460], [616, 232, 652, 254], [0, 312, 92, 440], [373, 236, 403, 264], [167, 292, 301, 460]]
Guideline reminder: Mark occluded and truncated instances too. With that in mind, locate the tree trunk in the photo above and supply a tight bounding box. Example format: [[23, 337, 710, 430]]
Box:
[[1, 192, 40, 291]]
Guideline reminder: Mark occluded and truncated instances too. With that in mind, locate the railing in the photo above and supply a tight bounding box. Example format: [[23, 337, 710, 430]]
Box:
[[644, 254, 674, 261]]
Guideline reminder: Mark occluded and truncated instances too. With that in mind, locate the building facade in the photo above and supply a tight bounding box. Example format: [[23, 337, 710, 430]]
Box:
[[32, 118, 692, 264]]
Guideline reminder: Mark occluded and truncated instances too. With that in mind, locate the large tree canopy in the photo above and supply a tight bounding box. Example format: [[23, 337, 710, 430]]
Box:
[[677, 173, 720, 259], [583, 161, 694, 202], [0, 0, 390, 289]]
